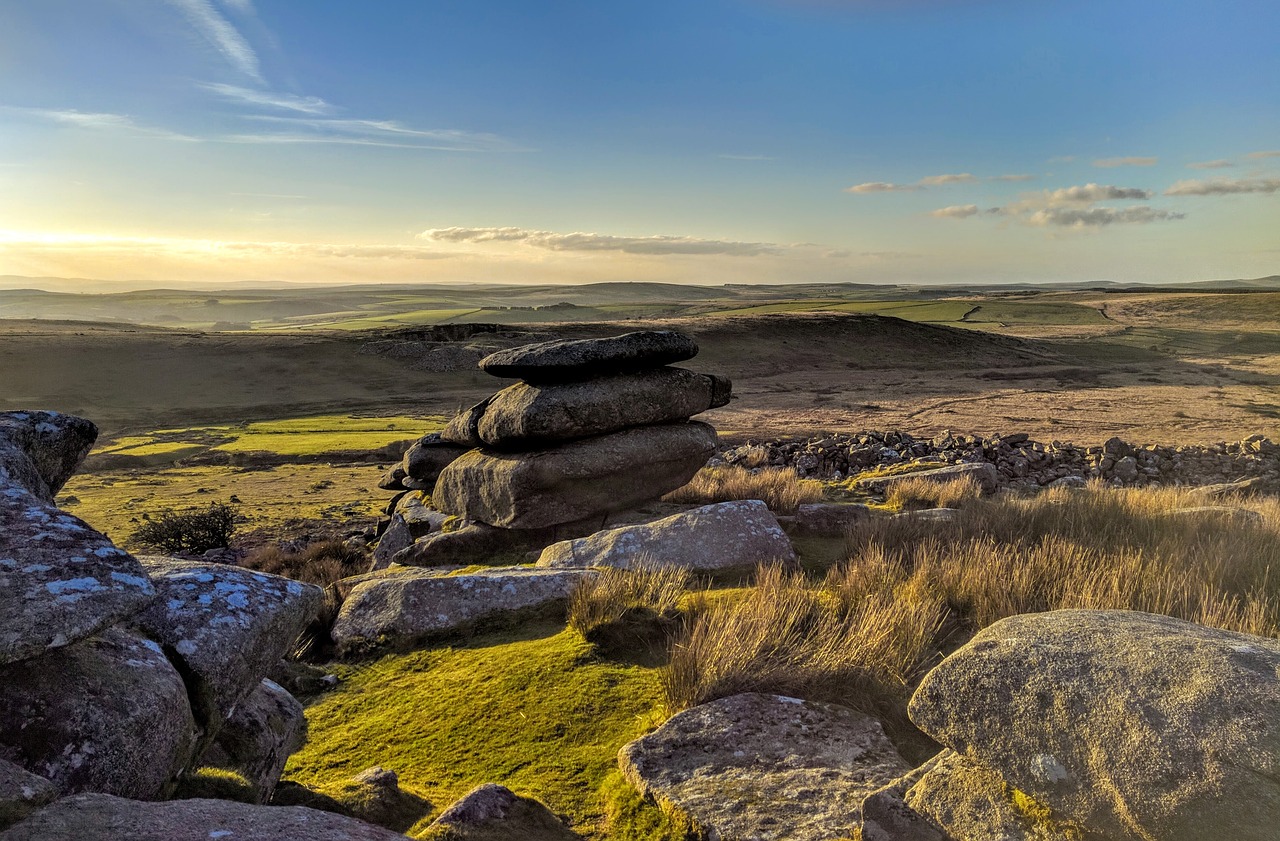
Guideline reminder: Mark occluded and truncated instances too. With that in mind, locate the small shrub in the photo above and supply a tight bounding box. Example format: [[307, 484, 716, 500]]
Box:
[[662, 465, 824, 514], [241, 538, 368, 588], [131, 502, 237, 554], [884, 475, 982, 511]]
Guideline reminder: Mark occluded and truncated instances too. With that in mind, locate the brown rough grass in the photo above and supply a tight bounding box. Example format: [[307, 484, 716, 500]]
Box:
[[662, 465, 824, 514], [240, 538, 369, 588], [568, 563, 693, 639], [883, 473, 983, 510]]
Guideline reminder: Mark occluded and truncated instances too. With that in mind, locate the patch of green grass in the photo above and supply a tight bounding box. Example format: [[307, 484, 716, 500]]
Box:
[[963, 301, 1110, 326], [287, 622, 686, 839]]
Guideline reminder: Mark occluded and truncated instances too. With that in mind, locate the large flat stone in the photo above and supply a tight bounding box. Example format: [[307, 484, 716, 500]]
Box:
[[478, 330, 698, 382], [331, 566, 592, 653], [0, 627, 198, 800], [434, 421, 717, 529], [537, 500, 795, 571], [620, 693, 911, 841], [132, 559, 324, 727], [909, 609, 1280, 841], [448, 367, 730, 450], [0, 793, 411, 840], [0, 482, 156, 666]]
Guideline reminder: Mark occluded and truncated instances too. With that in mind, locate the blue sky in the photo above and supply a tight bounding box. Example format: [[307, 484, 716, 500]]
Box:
[[1, 0, 1277, 286]]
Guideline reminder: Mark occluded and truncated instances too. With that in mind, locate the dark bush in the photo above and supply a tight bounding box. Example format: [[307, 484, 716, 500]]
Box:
[[131, 503, 238, 554], [241, 539, 368, 588]]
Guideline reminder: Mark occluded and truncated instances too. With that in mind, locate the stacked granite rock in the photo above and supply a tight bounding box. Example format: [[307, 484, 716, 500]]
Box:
[[431, 330, 729, 531]]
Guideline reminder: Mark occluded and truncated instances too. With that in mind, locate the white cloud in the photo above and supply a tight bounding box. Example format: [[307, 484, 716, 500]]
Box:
[[930, 204, 980, 219], [1044, 183, 1151, 203], [220, 0, 256, 13], [1093, 156, 1158, 168], [229, 116, 520, 151], [1247, 150, 1280, 159], [1165, 177, 1280, 196], [199, 83, 334, 115], [1027, 206, 1185, 227], [419, 227, 779, 256], [2, 107, 197, 141], [918, 173, 977, 185], [991, 174, 1035, 182], [845, 182, 921, 193], [166, 0, 263, 82], [1187, 159, 1234, 170], [1048, 155, 1076, 164]]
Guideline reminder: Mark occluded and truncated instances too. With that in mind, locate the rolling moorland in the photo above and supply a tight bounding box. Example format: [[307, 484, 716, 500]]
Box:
[[3, 278, 1280, 840]]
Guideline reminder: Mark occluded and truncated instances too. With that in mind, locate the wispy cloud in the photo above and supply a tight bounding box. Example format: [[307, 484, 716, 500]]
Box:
[[1093, 156, 1158, 168], [199, 82, 334, 115], [230, 116, 519, 151], [1187, 159, 1234, 170], [1048, 155, 1076, 164], [1044, 183, 1151, 203], [2, 107, 198, 141], [918, 172, 977, 185], [1165, 177, 1280, 196], [1247, 150, 1280, 159], [166, 0, 262, 82], [930, 204, 980, 218], [1028, 206, 1184, 227], [991, 173, 1035, 182], [846, 182, 921, 193], [719, 154, 773, 161], [0, 229, 460, 261], [419, 226, 779, 256]]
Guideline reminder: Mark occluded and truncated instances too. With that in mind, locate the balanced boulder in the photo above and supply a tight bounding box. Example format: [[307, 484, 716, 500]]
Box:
[[0, 410, 98, 503], [478, 330, 698, 382]]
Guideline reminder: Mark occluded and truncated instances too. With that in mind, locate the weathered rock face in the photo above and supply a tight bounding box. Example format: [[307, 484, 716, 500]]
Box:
[[434, 422, 718, 529], [909, 609, 1280, 841], [0, 627, 198, 800], [331, 566, 592, 653], [427, 783, 582, 840], [857, 759, 950, 841], [132, 558, 324, 726], [451, 367, 730, 451], [0, 793, 412, 840], [858, 462, 1000, 496], [389, 523, 528, 568], [0, 410, 98, 503], [370, 514, 415, 571], [620, 693, 911, 841], [537, 500, 795, 571], [199, 679, 306, 804], [0, 760, 57, 832], [1, 483, 156, 666], [402, 433, 470, 486], [793, 503, 871, 536], [478, 330, 698, 382]]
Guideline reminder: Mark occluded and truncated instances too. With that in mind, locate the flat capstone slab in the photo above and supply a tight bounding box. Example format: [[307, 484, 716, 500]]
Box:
[[478, 330, 698, 382]]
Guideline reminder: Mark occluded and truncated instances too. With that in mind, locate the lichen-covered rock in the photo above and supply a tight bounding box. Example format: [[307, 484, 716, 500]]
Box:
[[857, 757, 951, 841], [0, 627, 198, 800], [0, 483, 156, 665], [793, 503, 870, 536], [435, 422, 717, 529], [620, 693, 911, 841], [858, 463, 1000, 496], [391, 523, 529, 568], [909, 609, 1280, 841], [199, 679, 306, 804], [537, 500, 795, 571], [132, 559, 323, 726], [0, 792, 412, 840], [451, 367, 730, 451], [370, 515, 415, 571], [331, 567, 592, 653], [426, 783, 582, 840], [0, 410, 98, 502], [0, 760, 57, 831], [478, 330, 698, 382]]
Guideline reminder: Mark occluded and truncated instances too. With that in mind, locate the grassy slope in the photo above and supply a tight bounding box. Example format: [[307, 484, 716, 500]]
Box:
[[287, 622, 687, 840]]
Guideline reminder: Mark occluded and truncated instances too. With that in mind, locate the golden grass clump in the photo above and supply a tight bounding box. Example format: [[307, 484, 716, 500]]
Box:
[[568, 563, 693, 640], [663, 483, 1280, 726], [883, 474, 983, 511], [662, 465, 824, 514]]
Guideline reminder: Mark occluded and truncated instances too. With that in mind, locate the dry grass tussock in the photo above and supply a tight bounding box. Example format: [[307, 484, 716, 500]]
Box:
[[662, 465, 824, 514], [883, 473, 982, 510], [568, 563, 693, 640], [241, 538, 368, 588], [664, 481, 1280, 725]]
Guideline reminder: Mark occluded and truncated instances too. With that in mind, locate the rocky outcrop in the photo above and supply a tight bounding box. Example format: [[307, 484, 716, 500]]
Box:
[[199, 679, 307, 804], [620, 693, 911, 841], [0, 793, 411, 840], [426, 783, 582, 839], [908, 609, 1280, 841], [0, 761, 57, 832], [0, 410, 98, 503], [331, 566, 592, 653], [478, 330, 698, 381], [133, 558, 323, 726], [537, 500, 795, 571], [435, 421, 717, 529], [378, 433, 470, 493], [0, 626, 198, 799]]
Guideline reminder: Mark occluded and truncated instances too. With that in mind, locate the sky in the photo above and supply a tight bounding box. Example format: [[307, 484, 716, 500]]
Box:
[[0, 0, 1277, 288]]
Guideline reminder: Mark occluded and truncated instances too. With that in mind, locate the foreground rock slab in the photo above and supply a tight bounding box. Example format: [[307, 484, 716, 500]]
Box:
[[0, 627, 197, 799], [0, 760, 57, 832], [332, 566, 593, 653], [133, 558, 324, 725], [0, 793, 411, 840], [620, 693, 911, 841], [478, 330, 698, 382], [427, 783, 582, 839], [1, 484, 156, 666], [434, 421, 717, 529], [909, 609, 1280, 841], [538, 500, 795, 571]]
